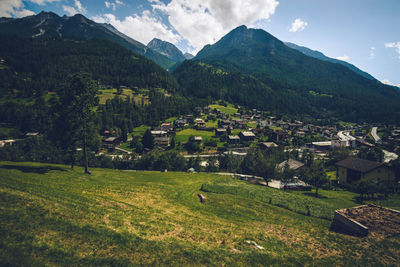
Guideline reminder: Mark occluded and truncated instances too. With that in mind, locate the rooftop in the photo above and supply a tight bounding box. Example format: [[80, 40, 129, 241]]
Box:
[[278, 159, 305, 171], [240, 131, 256, 137], [105, 137, 118, 142], [260, 142, 278, 148], [335, 157, 383, 173], [312, 141, 332, 147]]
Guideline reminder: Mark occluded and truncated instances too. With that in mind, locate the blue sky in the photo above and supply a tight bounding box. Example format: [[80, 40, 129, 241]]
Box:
[[2, 0, 399, 86]]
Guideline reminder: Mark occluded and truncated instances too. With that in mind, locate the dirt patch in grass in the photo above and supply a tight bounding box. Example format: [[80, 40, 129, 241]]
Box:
[[341, 205, 400, 238]]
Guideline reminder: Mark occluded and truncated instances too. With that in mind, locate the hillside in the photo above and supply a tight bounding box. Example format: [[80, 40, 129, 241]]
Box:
[[0, 12, 175, 69], [0, 36, 193, 134], [0, 36, 178, 96], [184, 25, 400, 123], [285, 42, 375, 80], [0, 161, 399, 265]]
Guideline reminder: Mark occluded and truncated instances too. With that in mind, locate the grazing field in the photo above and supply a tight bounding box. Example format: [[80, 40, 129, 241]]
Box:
[[131, 125, 151, 137], [98, 89, 149, 105], [175, 128, 215, 143], [0, 161, 399, 266], [208, 104, 238, 115]]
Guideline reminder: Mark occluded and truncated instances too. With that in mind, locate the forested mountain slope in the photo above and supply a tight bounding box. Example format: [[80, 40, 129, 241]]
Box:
[[284, 42, 375, 80], [0, 12, 175, 69], [0, 36, 192, 134], [174, 25, 400, 123], [0, 36, 178, 96]]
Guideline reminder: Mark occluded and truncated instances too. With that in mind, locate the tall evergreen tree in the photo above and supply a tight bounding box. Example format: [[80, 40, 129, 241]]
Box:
[[56, 72, 99, 174], [142, 129, 154, 149]]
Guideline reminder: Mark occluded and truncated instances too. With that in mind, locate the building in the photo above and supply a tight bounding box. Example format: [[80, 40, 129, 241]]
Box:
[[151, 130, 168, 137], [259, 142, 278, 149], [104, 137, 120, 150], [331, 139, 348, 149], [195, 119, 206, 128], [160, 123, 173, 132], [215, 128, 227, 136], [295, 131, 306, 138], [154, 136, 170, 146], [194, 136, 203, 143], [228, 135, 240, 144], [184, 114, 194, 123], [175, 118, 187, 127], [25, 132, 39, 137], [239, 131, 256, 142], [312, 141, 332, 151], [272, 130, 289, 142], [0, 139, 16, 147], [277, 159, 305, 172], [335, 157, 395, 185]]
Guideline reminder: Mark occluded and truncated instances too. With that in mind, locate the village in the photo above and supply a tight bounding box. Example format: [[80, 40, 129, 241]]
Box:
[[91, 101, 400, 193]]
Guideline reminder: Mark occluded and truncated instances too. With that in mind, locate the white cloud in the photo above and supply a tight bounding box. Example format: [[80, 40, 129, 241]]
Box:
[[94, 0, 279, 53], [151, 0, 279, 53], [62, 5, 78, 16], [385, 42, 400, 59], [105, 0, 123, 11], [382, 80, 400, 88], [369, 46, 375, 59], [105, 1, 116, 11], [29, 0, 60, 5], [13, 9, 35, 17], [335, 55, 349, 61], [289, 18, 308, 32], [74, 0, 86, 14], [0, 0, 35, 17], [92, 12, 182, 45], [63, 0, 86, 16]]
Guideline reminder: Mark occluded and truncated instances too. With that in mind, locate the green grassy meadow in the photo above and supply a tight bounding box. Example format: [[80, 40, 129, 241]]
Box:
[[175, 129, 215, 143], [208, 104, 238, 115], [0, 161, 399, 266], [98, 89, 149, 105]]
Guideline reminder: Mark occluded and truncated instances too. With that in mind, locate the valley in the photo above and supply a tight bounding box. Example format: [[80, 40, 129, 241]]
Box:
[[1, 10, 400, 266]]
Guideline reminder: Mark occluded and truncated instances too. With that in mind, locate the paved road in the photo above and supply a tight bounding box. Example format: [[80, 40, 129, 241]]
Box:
[[338, 131, 356, 141], [371, 127, 382, 144]]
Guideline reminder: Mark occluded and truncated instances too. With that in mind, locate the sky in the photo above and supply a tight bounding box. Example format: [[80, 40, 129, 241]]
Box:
[[1, 0, 399, 86]]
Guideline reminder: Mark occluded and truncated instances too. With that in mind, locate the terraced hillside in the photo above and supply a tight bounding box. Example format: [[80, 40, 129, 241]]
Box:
[[0, 161, 399, 265]]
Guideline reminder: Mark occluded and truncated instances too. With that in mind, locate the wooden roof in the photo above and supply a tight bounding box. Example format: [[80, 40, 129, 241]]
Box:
[[335, 157, 383, 173]]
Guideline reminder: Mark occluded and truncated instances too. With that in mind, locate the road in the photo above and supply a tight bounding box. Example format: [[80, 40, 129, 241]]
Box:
[[371, 127, 382, 144], [338, 131, 356, 141]]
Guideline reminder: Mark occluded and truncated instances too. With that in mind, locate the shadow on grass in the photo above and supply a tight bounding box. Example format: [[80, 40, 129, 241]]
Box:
[[0, 164, 67, 174], [329, 222, 366, 237], [302, 192, 328, 199]]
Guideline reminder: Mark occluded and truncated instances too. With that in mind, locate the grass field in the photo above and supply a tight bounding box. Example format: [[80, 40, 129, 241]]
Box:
[[130, 125, 150, 137], [209, 104, 238, 115], [0, 161, 399, 266], [175, 128, 215, 143], [98, 89, 149, 105]]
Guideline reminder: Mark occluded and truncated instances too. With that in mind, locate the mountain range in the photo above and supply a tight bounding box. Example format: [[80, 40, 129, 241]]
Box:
[[147, 38, 186, 63], [284, 42, 375, 80], [0, 11, 177, 69], [0, 12, 399, 123], [175, 25, 400, 122]]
